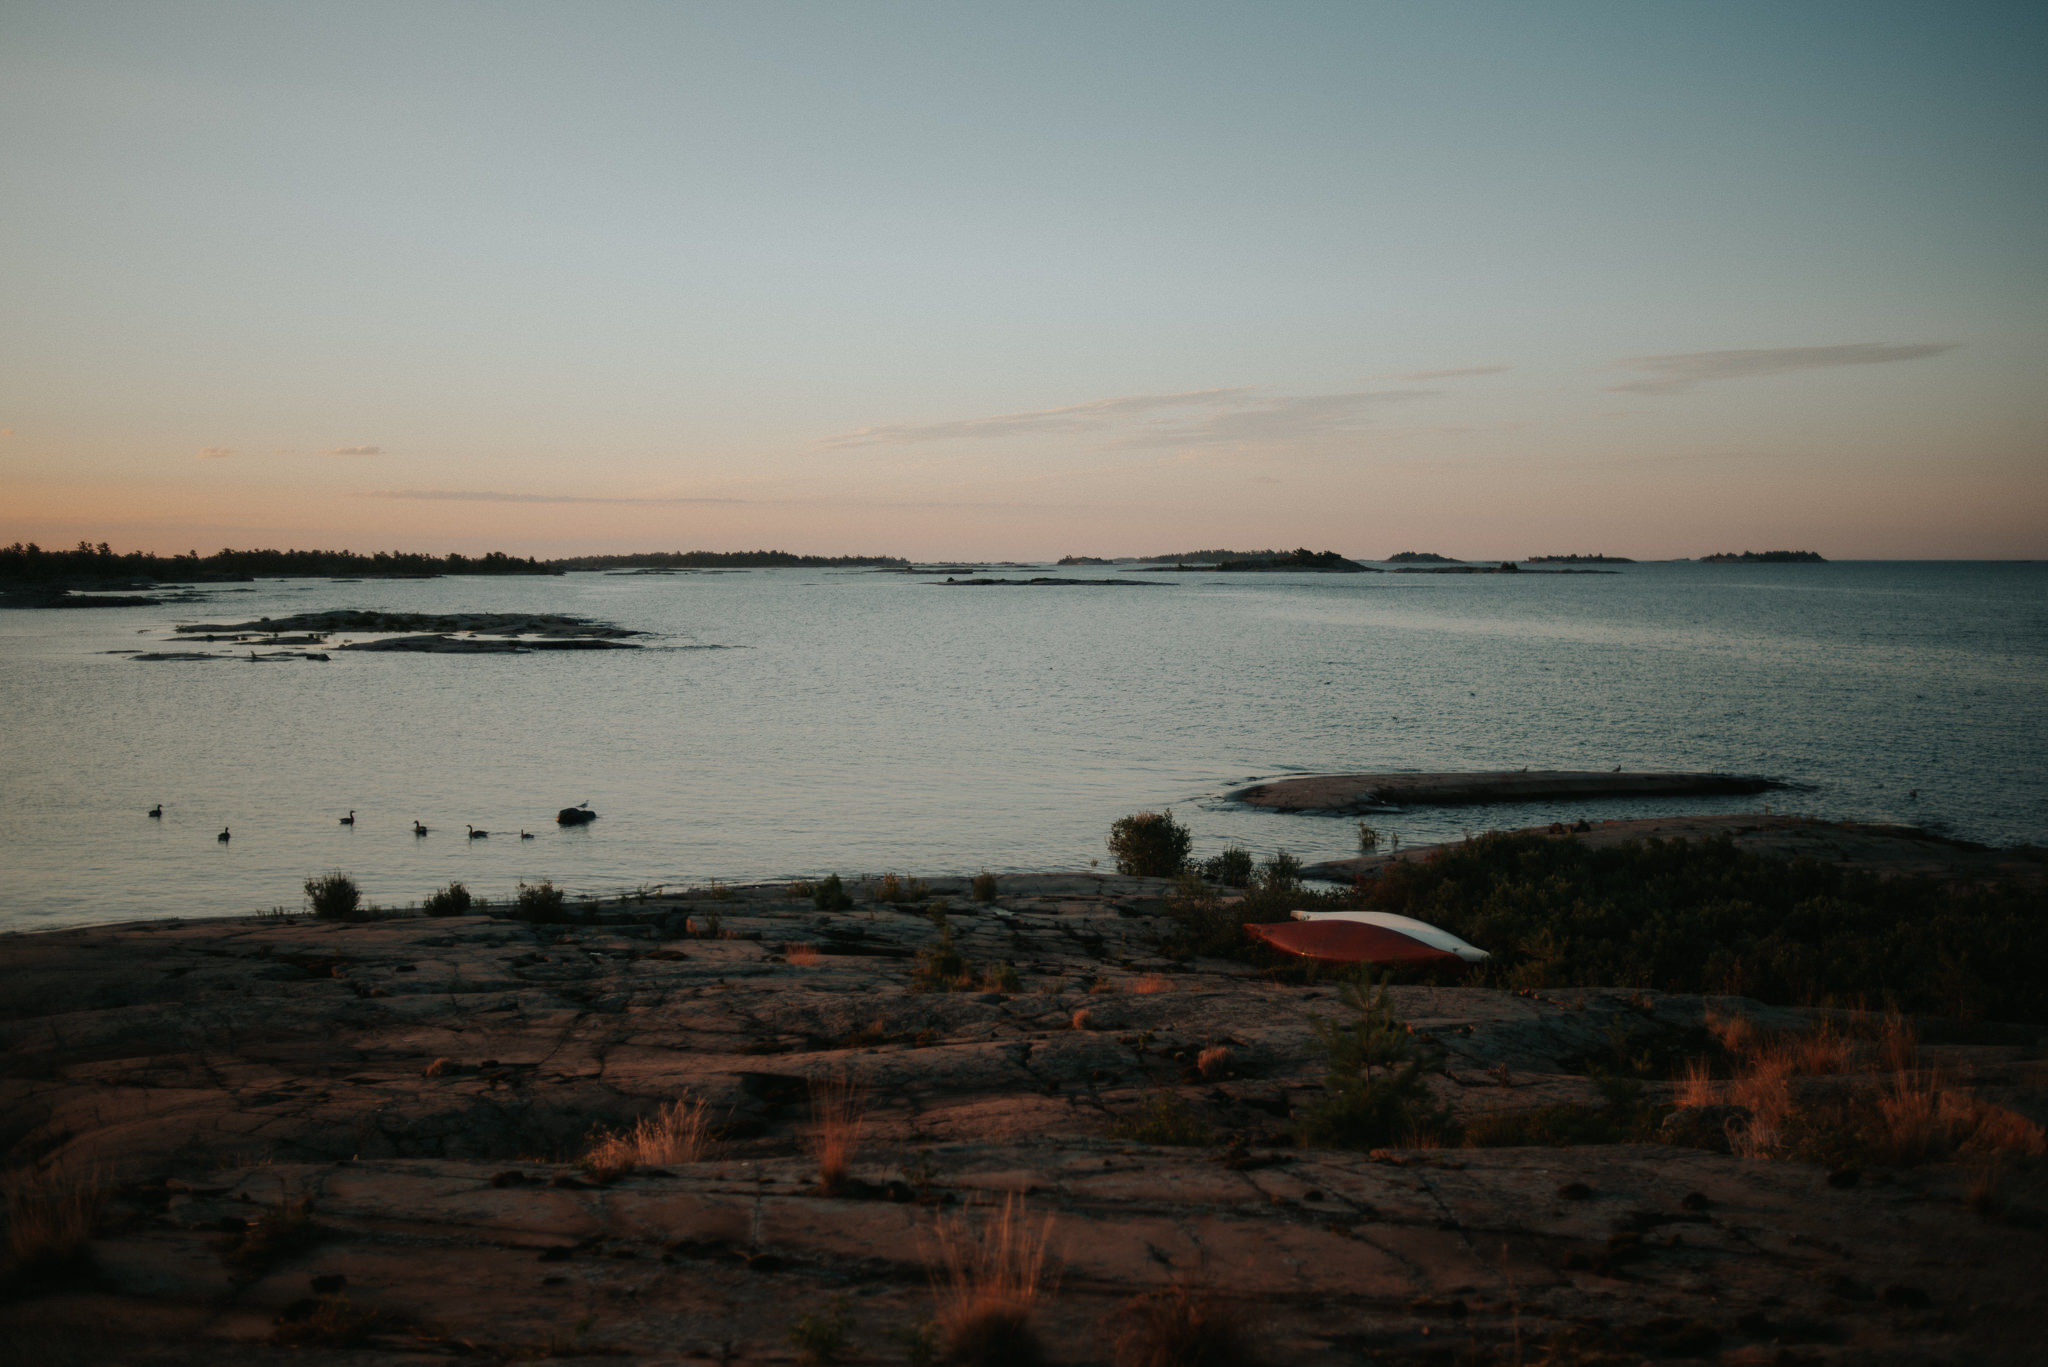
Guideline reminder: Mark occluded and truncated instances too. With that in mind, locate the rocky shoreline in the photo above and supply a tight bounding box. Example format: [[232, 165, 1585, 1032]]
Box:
[[4, 852, 2044, 1364]]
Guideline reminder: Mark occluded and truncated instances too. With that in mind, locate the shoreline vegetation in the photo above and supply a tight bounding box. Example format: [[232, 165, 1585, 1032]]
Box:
[[0, 541, 910, 605], [2, 539, 1842, 605]]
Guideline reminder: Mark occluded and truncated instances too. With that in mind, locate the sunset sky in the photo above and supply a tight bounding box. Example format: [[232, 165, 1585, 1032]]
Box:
[[3, 2, 2043, 560]]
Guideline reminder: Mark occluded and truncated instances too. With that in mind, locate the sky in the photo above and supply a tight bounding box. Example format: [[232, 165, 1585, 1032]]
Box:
[[2, 1, 2044, 560]]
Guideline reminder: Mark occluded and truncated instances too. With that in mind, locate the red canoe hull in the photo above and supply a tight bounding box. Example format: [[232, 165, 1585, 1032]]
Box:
[[1245, 920, 1464, 966]]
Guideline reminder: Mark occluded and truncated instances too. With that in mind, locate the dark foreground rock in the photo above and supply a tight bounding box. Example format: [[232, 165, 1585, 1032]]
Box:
[[3, 873, 2043, 1364], [1234, 769, 1782, 812]]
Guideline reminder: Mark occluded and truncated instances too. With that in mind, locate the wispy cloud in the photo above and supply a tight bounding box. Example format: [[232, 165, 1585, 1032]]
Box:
[[360, 489, 743, 505], [823, 388, 1254, 448], [1609, 343, 1954, 395], [1119, 390, 1431, 448], [1393, 365, 1510, 381], [323, 444, 383, 456], [198, 446, 235, 458], [828, 385, 1430, 453]]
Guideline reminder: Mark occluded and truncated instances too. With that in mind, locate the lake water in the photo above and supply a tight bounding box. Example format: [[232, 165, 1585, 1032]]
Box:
[[2, 561, 2042, 930]]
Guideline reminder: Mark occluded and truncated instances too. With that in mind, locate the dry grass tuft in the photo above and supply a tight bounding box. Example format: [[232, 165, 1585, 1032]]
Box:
[[3, 1163, 102, 1281], [1132, 974, 1174, 995], [1673, 1057, 1717, 1109], [1879, 1009, 1919, 1073], [1695, 1006, 2044, 1167], [924, 1195, 1059, 1367], [1707, 1009, 1766, 1059], [809, 1068, 867, 1195], [1866, 1070, 2043, 1166], [1108, 1283, 1261, 1367], [1071, 1008, 1094, 1031], [787, 943, 825, 966], [1195, 1046, 1234, 1080], [586, 1094, 718, 1168], [422, 1057, 451, 1078]]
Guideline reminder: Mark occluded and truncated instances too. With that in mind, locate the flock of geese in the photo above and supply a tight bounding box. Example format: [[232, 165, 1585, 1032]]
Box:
[[151, 806, 545, 843]]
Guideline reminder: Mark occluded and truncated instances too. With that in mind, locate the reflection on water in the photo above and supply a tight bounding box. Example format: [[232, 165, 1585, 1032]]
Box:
[[1, 561, 2042, 928]]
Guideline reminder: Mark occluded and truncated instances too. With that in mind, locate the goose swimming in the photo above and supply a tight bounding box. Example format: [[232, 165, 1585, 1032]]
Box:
[[413, 821, 429, 836], [148, 804, 162, 818], [467, 824, 488, 839], [217, 827, 231, 843], [339, 810, 355, 826]]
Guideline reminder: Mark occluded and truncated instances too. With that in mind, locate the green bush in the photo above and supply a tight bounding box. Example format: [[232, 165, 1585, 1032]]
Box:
[[511, 880, 567, 923], [423, 881, 471, 917], [1108, 810, 1192, 877], [1297, 972, 1450, 1149], [874, 872, 929, 904], [303, 872, 360, 920], [972, 870, 1000, 902], [1159, 872, 1351, 962], [1257, 850, 1302, 894], [813, 873, 851, 911], [910, 924, 975, 992], [1365, 832, 2048, 1022], [1202, 846, 1254, 887]]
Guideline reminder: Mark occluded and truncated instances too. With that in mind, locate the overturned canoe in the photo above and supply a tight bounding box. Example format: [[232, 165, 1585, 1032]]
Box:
[[1245, 911, 1488, 966]]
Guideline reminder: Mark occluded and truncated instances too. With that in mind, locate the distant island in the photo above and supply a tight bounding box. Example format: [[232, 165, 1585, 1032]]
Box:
[[1702, 549, 1826, 563], [1216, 548, 1368, 573], [1141, 547, 1281, 563], [1142, 547, 1371, 573], [1527, 553, 1635, 564], [1383, 550, 1457, 563], [0, 541, 910, 605], [551, 550, 907, 570]]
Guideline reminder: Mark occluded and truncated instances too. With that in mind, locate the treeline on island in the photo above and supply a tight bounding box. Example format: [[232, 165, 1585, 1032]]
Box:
[[551, 550, 907, 570], [0, 541, 905, 585]]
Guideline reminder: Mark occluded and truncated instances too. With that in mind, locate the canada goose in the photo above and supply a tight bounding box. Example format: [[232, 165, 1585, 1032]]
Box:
[[520, 830, 535, 840], [467, 825, 488, 839], [148, 804, 162, 818], [340, 810, 355, 826], [413, 821, 429, 836], [217, 827, 231, 842]]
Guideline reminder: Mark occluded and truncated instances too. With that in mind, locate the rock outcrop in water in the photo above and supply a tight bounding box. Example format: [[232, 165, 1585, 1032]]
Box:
[[139, 610, 645, 656], [1232, 770, 1783, 812]]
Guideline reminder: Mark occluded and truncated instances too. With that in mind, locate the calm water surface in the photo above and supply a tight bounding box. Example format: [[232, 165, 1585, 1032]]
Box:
[[2, 562, 2042, 929]]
